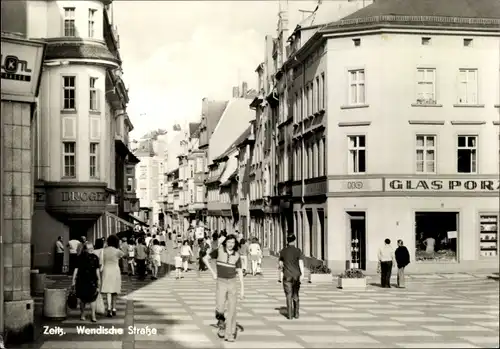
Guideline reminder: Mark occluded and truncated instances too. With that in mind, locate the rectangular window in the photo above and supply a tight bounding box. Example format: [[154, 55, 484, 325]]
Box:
[[416, 135, 436, 173], [316, 76, 320, 112], [298, 88, 303, 121], [64, 8, 76, 37], [458, 69, 478, 105], [308, 83, 313, 115], [312, 80, 317, 113], [89, 77, 98, 111], [293, 93, 298, 123], [308, 143, 313, 178], [89, 143, 99, 178], [479, 214, 498, 257], [305, 85, 309, 117], [321, 73, 326, 110], [126, 177, 134, 192], [88, 9, 96, 37], [63, 142, 76, 178], [63, 76, 76, 110], [348, 136, 366, 174], [196, 186, 204, 202], [348, 70, 365, 105], [416, 68, 436, 104], [457, 135, 477, 173]]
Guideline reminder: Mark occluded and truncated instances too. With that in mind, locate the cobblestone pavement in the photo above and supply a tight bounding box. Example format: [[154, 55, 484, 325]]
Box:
[[17, 261, 499, 349]]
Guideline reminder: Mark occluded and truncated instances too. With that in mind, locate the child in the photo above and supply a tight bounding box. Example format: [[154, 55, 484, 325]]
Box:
[[277, 264, 283, 283], [174, 252, 183, 279]]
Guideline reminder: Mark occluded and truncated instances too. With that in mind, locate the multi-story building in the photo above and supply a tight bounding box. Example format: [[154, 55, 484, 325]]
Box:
[[30, 0, 138, 271], [205, 84, 256, 232], [236, 124, 256, 237], [164, 168, 180, 232], [134, 139, 156, 225], [0, 2, 46, 343], [282, 0, 500, 272], [186, 123, 207, 223]]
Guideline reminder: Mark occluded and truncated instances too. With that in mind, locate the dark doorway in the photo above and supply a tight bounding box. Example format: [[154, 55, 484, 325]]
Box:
[[69, 221, 93, 241], [317, 209, 325, 261], [347, 211, 366, 270]]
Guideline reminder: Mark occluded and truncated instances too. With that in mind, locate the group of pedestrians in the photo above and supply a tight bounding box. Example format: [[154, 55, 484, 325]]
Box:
[[378, 238, 411, 288]]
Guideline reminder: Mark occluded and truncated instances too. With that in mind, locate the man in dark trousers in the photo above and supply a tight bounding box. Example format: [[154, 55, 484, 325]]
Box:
[[377, 238, 395, 288], [278, 235, 305, 320], [395, 239, 410, 288]]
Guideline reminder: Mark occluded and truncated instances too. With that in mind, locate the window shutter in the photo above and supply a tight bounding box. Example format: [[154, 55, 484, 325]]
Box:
[[90, 117, 101, 140], [62, 116, 76, 139]]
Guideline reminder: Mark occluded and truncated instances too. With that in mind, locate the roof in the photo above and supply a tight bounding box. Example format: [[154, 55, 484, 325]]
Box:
[[340, 0, 500, 20], [45, 42, 120, 64], [320, 0, 500, 33], [133, 139, 155, 157], [213, 125, 252, 162], [189, 122, 201, 138], [199, 100, 228, 148]]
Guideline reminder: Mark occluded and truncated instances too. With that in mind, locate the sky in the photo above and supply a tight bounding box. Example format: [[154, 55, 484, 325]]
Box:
[[113, 1, 280, 139], [112, 0, 334, 140]]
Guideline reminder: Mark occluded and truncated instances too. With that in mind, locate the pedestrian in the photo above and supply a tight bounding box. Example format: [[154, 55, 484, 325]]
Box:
[[127, 239, 136, 276], [101, 235, 125, 317], [135, 237, 147, 280], [71, 242, 100, 322], [238, 239, 248, 275], [77, 236, 87, 255], [248, 238, 262, 276], [120, 238, 129, 275], [67, 237, 81, 275], [278, 235, 304, 319], [180, 240, 193, 272], [150, 239, 162, 280], [203, 234, 245, 342], [377, 238, 395, 288], [54, 236, 65, 274], [174, 252, 183, 279], [395, 239, 410, 288], [160, 241, 168, 274], [198, 237, 210, 271]]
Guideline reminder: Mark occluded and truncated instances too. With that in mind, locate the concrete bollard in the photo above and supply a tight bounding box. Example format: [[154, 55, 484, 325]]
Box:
[[43, 288, 67, 320], [31, 271, 46, 296]]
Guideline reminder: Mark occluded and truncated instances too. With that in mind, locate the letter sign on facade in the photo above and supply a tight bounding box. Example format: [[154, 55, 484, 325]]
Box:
[[385, 178, 500, 193]]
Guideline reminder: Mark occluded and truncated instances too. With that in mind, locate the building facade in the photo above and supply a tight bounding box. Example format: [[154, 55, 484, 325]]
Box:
[[29, 0, 137, 272], [1, 3, 46, 342], [281, 0, 500, 272]]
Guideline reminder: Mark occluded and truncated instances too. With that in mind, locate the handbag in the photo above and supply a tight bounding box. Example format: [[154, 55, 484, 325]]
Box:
[[95, 292, 105, 315], [376, 261, 381, 274], [67, 287, 78, 309]]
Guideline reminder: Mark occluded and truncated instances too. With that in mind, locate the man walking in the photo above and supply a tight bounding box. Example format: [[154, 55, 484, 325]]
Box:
[[278, 235, 304, 320], [395, 239, 410, 288], [54, 236, 65, 274], [67, 237, 81, 275], [378, 238, 395, 288]]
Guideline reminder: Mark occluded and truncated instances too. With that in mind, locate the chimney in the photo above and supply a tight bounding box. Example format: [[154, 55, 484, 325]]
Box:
[[232, 86, 240, 98], [241, 82, 248, 97]]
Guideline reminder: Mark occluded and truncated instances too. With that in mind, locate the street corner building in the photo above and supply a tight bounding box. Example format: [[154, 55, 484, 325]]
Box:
[[279, 0, 500, 274], [10, 0, 140, 279]]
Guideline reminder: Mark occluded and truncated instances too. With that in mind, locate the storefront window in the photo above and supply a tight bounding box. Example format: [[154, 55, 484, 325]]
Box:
[[415, 212, 458, 262], [479, 215, 498, 257]]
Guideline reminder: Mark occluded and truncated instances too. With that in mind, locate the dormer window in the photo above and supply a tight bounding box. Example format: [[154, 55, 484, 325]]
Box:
[[421, 37, 431, 45], [463, 38, 473, 47], [353, 38, 361, 47]]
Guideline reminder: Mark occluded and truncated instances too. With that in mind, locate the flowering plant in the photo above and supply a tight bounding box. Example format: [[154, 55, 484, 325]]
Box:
[[338, 268, 365, 279], [309, 264, 332, 274]]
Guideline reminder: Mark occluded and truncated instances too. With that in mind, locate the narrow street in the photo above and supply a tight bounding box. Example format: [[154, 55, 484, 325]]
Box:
[[25, 257, 499, 349]]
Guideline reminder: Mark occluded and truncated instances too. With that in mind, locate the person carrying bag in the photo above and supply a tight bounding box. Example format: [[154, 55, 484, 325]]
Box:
[[95, 248, 105, 315]]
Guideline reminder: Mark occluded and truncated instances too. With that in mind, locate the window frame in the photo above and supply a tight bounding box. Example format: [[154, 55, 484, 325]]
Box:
[[62, 75, 77, 111], [456, 135, 478, 174], [63, 7, 76, 37], [415, 135, 437, 174], [347, 135, 366, 174], [457, 68, 478, 105], [89, 142, 99, 179], [88, 9, 96, 38], [62, 141, 76, 178], [416, 68, 436, 104], [348, 69, 366, 106], [89, 77, 98, 111]]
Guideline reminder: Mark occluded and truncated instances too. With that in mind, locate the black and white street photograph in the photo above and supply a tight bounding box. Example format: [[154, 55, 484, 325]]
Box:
[[0, 0, 499, 348]]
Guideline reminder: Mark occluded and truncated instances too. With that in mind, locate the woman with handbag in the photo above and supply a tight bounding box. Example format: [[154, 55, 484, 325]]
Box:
[[71, 242, 101, 322]]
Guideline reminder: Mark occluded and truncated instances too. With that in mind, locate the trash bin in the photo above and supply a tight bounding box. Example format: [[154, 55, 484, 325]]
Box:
[[43, 288, 67, 320], [31, 270, 46, 296]]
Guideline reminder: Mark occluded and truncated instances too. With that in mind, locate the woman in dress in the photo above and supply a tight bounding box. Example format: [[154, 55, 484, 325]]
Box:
[[180, 240, 193, 272], [150, 239, 162, 280], [101, 234, 125, 317], [72, 242, 100, 322]]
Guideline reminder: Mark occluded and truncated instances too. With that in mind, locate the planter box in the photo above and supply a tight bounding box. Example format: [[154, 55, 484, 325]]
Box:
[[337, 277, 367, 290], [309, 273, 333, 283]]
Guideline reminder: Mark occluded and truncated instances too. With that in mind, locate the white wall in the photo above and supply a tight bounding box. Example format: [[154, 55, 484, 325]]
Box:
[[38, 64, 109, 182], [326, 33, 500, 176], [27, 0, 104, 41]]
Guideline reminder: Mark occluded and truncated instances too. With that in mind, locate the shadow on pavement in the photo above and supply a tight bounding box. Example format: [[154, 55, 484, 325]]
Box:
[[10, 262, 190, 349], [274, 306, 288, 318]]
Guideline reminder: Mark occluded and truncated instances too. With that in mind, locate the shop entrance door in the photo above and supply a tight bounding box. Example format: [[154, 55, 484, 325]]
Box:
[[69, 221, 93, 241], [347, 212, 366, 270]]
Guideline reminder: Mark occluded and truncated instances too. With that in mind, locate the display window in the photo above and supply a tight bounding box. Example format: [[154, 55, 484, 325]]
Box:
[[479, 214, 498, 257], [415, 212, 458, 262]]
